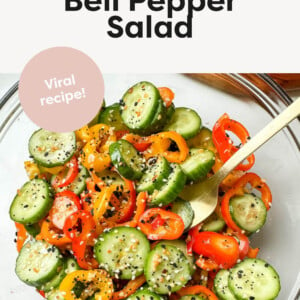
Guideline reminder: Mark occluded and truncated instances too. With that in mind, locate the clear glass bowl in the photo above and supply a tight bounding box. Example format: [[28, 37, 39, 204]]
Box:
[[0, 74, 299, 300]]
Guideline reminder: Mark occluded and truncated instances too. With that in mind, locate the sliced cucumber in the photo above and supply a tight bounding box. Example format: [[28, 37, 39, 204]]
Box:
[[202, 213, 225, 232], [127, 289, 163, 300], [187, 127, 215, 151], [180, 296, 207, 300], [137, 98, 167, 135], [65, 257, 80, 273], [15, 240, 63, 287], [98, 103, 129, 131], [148, 164, 186, 207], [46, 289, 65, 300], [29, 129, 76, 167], [164, 107, 202, 139], [214, 269, 237, 300], [228, 258, 281, 300], [95, 227, 150, 280], [10, 179, 53, 224], [230, 193, 267, 233], [157, 240, 195, 274], [51, 164, 89, 195], [121, 81, 160, 131], [24, 223, 41, 237], [180, 148, 215, 182], [171, 198, 194, 231], [109, 139, 145, 180], [88, 99, 106, 127], [137, 156, 170, 194], [145, 244, 191, 294], [166, 103, 175, 122], [40, 260, 67, 292]]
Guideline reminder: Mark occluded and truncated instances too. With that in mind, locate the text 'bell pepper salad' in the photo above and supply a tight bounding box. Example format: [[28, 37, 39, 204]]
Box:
[[10, 81, 281, 300]]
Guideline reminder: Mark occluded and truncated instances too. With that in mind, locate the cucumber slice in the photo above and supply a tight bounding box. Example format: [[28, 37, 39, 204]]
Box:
[[95, 227, 150, 280], [24, 223, 41, 237], [109, 139, 145, 180], [137, 99, 167, 135], [164, 107, 202, 139], [166, 103, 175, 122], [230, 194, 267, 233], [40, 260, 67, 292], [51, 164, 89, 195], [157, 240, 195, 274], [46, 290, 65, 300], [228, 258, 281, 300], [121, 81, 160, 131], [98, 103, 129, 131], [15, 240, 63, 287], [202, 213, 225, 232], [137, 156, 170, 194], [10, 179, 53, 224], [148, 164, 187, 207], [65, 257, 80, 273], [180, 296, 207, 300], [145, 244, 191, 294], [187, 127, 215, 151], [29, 129, 76, 167], [95, 169, 125, 187], [171, 198, 194, 231], [214, 269, 237, 300], [180, 148, 215, 181], [127, 289, 163, 300], [88, 99, 106, 127]]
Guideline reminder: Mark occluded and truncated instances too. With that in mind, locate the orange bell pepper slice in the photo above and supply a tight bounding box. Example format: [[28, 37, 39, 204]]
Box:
[[59, 269, 113, 300], [158, 87, 175, 108], [112, 275, 146, 300], [177, 285, 218, 300], [15, 222, 27, 252]]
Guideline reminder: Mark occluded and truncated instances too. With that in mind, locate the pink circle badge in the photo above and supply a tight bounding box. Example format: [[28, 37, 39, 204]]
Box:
[[19, 47, 104, 132]]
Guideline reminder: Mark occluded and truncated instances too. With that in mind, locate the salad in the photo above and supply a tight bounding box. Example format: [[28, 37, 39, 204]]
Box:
[[9, 81, 281, 300]]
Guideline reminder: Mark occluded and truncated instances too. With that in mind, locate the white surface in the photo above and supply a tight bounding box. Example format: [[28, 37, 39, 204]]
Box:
[[1, 1, 300, 72], [0, 74, 299, 300], [0, 74, 19, 99]]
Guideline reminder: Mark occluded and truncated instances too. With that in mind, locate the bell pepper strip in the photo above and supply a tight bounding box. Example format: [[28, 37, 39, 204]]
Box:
[[115, 129, 130, 140], [186, 224, 202, 255], [59, 269, 114, 300], [176, 285, 218, 300], [15, 222, 27, 252], [75, 125, 91, 143], [122, 133, 151, 152], [221, 172, 272, 232], [49, 191, 82, 230], [233, 232, 250, 260], [212, 113, 255, 171], [192, 232, 239, 269], [196, 257, 219, 271], [144, 132, 189, 163], [158, 87, 175, 108], [112, 275, 146, 300], [63, 210, 96, 242], [247, 246, 260, 258], [72, 238, 99, 269], [37, 290, 46, 298], [51, 156, 79, 188], [24, 161, 40, 180], [138, 208, 185, 240], [36, 219, 72, 246], [117, 191, 147, 228]]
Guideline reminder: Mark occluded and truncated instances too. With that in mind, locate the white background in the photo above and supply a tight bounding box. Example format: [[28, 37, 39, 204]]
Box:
[[0, 0, 300, 73]]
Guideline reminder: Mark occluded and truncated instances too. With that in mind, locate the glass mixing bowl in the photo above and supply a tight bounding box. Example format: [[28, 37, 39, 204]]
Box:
[[0, 74, 299, 300]]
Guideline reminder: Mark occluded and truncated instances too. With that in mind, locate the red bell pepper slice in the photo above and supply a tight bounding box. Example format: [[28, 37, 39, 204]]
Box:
[[37, 290, 45, 298], [247, 246, 260, 258], [233, 231, 250, 260], [158, 87, 175, 108], [212, 113, 255, 171], [138, 208, 184, 240], [192, 232, 239, 269], [186, 224, 202, 255], [177, 285, 218, 300], [63, 210, 96, 241], [221, 172, 272, 232], [51, 156, 79, 188], [49, 191, 82, 230], [196, 257, 219, 271]]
